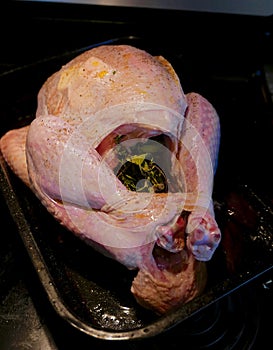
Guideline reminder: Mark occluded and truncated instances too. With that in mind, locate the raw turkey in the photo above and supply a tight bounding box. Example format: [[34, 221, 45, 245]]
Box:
[[0, 44, 221, 314]]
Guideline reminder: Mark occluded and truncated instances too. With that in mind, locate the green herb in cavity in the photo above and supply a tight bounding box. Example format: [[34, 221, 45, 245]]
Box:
[[117, 154, 167, 193]]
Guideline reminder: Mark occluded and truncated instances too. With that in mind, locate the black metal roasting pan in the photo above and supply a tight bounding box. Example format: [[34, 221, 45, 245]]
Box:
[[0, 36, 272, 340]]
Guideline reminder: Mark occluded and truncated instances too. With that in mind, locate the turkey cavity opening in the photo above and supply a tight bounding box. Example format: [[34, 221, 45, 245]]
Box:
[[96, 124, 178, 193]]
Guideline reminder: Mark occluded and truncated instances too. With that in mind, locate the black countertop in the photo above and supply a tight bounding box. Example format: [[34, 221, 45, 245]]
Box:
[[0, 1, 272, 349]]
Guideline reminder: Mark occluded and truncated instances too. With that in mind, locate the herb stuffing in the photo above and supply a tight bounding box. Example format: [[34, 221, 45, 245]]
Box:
[[115, 137, 168, 193]]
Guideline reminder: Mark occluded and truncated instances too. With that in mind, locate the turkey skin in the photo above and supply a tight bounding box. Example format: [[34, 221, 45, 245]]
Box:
[[0, 45, 221, 314]]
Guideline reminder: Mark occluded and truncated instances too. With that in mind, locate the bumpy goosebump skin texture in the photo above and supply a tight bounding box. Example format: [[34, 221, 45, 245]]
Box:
[[182, 93, 221, 262]]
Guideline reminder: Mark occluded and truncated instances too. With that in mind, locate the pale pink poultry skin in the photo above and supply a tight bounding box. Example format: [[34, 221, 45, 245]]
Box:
[[0, 45, 221, 314]]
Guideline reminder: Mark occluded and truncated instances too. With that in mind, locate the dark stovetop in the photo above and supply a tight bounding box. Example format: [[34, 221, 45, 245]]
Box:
[[0, 1, 273, 349]]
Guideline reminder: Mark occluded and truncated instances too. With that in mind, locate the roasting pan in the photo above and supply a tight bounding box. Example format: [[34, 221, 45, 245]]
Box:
[[0, 36, 272, 340]]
